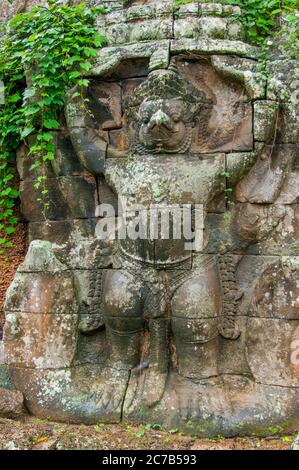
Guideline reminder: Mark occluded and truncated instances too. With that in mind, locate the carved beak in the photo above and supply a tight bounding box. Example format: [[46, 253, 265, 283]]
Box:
[[148, 110, 174, 131]]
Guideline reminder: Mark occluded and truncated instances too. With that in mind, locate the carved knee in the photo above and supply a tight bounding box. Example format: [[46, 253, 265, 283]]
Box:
[[172, 273, 221, 341], [102, 269, 144, 333]]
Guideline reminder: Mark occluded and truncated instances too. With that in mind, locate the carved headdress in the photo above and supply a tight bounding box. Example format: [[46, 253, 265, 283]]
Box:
[[126, 60, 212, 121]]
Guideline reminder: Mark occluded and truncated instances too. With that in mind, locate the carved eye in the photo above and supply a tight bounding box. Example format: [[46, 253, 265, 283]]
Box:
[[140, 105, 152, 124], [167, 103, 183, 123]]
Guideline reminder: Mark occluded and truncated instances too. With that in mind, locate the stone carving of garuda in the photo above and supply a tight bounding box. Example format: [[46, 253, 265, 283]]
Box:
[[66, 60, 244, 410]]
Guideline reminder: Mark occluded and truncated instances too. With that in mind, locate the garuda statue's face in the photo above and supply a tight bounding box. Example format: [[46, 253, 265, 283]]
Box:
[[138, 98, 189, 154], [126, 66, 210, 155]]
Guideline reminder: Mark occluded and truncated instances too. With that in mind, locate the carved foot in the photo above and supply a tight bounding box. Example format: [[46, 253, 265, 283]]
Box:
[[91, 366, 129, 414]]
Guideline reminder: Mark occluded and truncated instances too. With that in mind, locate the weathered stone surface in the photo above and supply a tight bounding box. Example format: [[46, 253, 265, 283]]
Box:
[[291, 434, 299, 450], [124, 373, 299, 437], [199, 17, 227, 40], [246, 205, 298, 256], [108, 129, 130, 157], [28, 219, 97, 245], [17, 131, 83, 181], [105, 153, 226, 206], [88, 82, 122, 130], [171, 38, 258, 59], [5, 272, 76, 313], [0, 0, 47, 22], [246, 318, 299, 387], [4, 311, 78, 368], [175, 2, 199, 19], [236, 145, 296, 204], [3, 0, 299, 437], [16, 141, 55, 182], [9, 365, 127, 424], [211, 55, 265, 99], [254, 100, 279, 143], [276, 170, 299, 205], [0, 388, 25, 419], [4, 241, 79, 368], [226, 20, 244, 41], [174, 18, 202, 40], [175, 56, 253, 153], [237, 255, 299, 388], [20, 175, 97, 222], [226, 150, 259, 186], [50, 130, 83, 177], [0, 366, 15, 391], [0, 342, 15, 391]]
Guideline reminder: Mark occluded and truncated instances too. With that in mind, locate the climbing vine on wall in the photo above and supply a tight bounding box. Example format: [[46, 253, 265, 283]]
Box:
[[228, 0, 298, 45], [0, 0, 106, 253]]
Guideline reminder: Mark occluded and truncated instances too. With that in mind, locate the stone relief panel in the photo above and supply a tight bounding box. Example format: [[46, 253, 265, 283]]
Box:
[[176, 56, 253, 153]]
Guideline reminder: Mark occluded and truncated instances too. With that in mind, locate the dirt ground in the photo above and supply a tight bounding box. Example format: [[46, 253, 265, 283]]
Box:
[[0, 416, 295, 450], [0, 221, 27, 335]]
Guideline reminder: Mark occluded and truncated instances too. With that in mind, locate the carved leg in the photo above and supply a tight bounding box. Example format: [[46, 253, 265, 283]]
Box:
[[102, 269, 144, 370], [141, 317, 169, 407], [91, 269, 144, 413], [105, 324, 143, 371], [140, 273, 170, 407]]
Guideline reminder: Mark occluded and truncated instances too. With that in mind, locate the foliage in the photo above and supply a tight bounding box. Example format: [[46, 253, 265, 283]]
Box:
[[174, 0, 194, 6], [229, 0, 298, 44], [219, 171, 234, 211], [0, 0, 106, 253], [175, 0, 298, 46]]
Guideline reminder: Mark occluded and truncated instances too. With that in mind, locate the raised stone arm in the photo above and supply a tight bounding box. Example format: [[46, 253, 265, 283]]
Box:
[[233, 140, 296, 244], [65, 87, 107, 175]]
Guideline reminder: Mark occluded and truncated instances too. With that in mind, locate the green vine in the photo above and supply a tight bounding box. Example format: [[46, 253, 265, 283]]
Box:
[[219, 171, 234, 216], [0, 0, 106, 253], [174, 0, 194, 6], [228, 0, 298, 45], [218, 1, 297, 214]]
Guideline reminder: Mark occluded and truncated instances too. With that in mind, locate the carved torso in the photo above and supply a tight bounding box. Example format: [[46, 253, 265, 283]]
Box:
[[105, 153, 224, 206]]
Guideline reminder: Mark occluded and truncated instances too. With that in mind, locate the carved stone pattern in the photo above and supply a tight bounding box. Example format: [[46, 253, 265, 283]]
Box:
[[219, 255, 242, 340]]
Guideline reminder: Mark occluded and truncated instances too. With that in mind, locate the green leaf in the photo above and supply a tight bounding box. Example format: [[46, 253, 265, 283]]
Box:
[[78, 79, 89, 87], [24, 105, 40, 116], [21, 126, 35, 139], [8, 92, 21, 103], [44, 119, 60, 129], [69, 71, 81, 80], [93, 32, 106, 47], [80, 61, 92, 71], [0, 0, 107, 251], [5, 226, 16, 235], [37, 133, 53, 142]]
